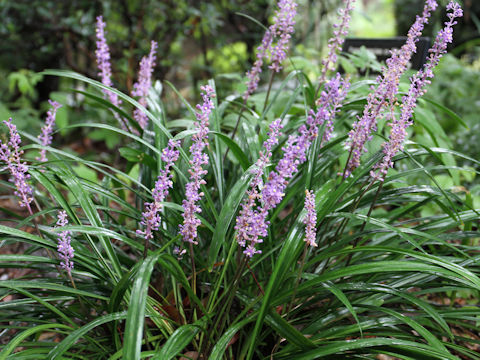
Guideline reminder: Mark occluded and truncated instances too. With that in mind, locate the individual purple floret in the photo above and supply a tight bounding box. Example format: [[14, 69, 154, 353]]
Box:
[[244, 0, 297, 101], [137, 140, 180, 241], [179, 85, 215, 245], [269, 0, 298, 73], [56, 210, 74, 275], [303, 190, 317, 247], [37, 100, 62, 162], [344, 0, 438, 177], [95, 16, 131, 133], [0, 119, 33, 208], [319, 0, 356, 86], [235, 119, 283, 255], [132, 41, 158, 130], [371, 1, 462, 180]]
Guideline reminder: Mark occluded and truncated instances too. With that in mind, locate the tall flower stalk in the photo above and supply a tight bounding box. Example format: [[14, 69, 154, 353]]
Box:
[[235, 119, 283, 256], [179, 85, 215, 245], [56, 211, 74, 276], [371, 1, 462, 180], [37, 100, 62, 162], [95, 15, 133, 133], [344, 0, 438, 177], [226, 0, 297, 163], [137, 139, 179, 256], [303, 189, 317, 247], [244, 0, 297, 102], [132, 41, 157, 130], [316, 0, 356, 96], [0, 119, 33, 209]]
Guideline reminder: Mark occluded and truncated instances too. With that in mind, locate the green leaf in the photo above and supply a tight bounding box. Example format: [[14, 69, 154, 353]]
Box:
[[0, 323, 72, 360], [122, 254, 160, 360], [47, 312, 127, 359], [152, 319, 207, 360], [119, 147, 156, 169], [211, 131, 251, 171]]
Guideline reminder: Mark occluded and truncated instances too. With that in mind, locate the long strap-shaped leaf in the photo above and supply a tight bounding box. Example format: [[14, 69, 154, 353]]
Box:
[[151, 318, 207, 360], [47, 311, 127, 359], [122, 254, 160, 360]]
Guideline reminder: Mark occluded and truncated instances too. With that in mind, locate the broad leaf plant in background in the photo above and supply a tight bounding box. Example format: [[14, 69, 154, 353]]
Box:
[[1, 0, 479, 359]]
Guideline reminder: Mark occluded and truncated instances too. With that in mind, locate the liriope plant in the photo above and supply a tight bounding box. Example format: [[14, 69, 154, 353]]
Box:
[[1, 1, 479, 359]]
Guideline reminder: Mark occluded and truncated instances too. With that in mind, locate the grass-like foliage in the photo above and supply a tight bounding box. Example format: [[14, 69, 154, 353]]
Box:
[[1, 0, 479, 359]]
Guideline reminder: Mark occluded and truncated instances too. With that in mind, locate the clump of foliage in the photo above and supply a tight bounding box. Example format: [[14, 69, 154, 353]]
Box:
[[1, 0, 479, 359]]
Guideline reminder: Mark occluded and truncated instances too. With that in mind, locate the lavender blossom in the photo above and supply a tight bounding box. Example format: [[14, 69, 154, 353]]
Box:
[[137, 140, 180, 241], [95, 16, 131, 133], [95, 16, 115, 102], [269, 0, 298, 72], [56, 210, 74, 275], [132, 41, 158, 130], [303, 190, 317, 247], [310, 73, 350, 144], [235, 119, 283, 254], [319, 0, 356, 85], [371, 1, 462, 180], [179, 85, 215, 245], [345, 0, 438, 177], [37, 100, 62, 162], [244, 0, 297, 101], [0, 119, 33, 208]]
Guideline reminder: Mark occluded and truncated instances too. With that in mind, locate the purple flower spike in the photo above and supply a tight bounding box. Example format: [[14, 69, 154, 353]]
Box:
[[269, 0, 298, 73], [371, 1, 462, 180], [244, 0, 297, 101], [137, 139, 180, 241], [95, 16, 133, 133], [179, 85, 215, 245], [0, 119, 33, 208], [319, 0, 356, 85], [311, 73, 350, 144], [345, 0, 438, 177], [303, 190, 317, 247], [95, 16, 115, 103], [132, 41, 158, 130], [244, 30, 274, 101], [56, 210, 74, 275], [37, 100, 62, 162], [235, 119, 283, 255]]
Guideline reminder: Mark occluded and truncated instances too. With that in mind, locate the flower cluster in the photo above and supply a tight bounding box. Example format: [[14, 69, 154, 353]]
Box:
[[95, 16, 131, 133], [132, 41, 158, 130], [345, 0, 438, 177], [371, 1, 462, 180], [310, 73, 351, 144], [37, 100, 62, 162], [0, 119, 33, 208], [303, 190, 317, 247], [235, 119, 283, 256], [56, 210, 74, 275], [244, 0, 297, 100], [269, 0, 298, 72], [319, 0, 356, 85], [137, 140, 180, 242], [179, 85, 215, 245]]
